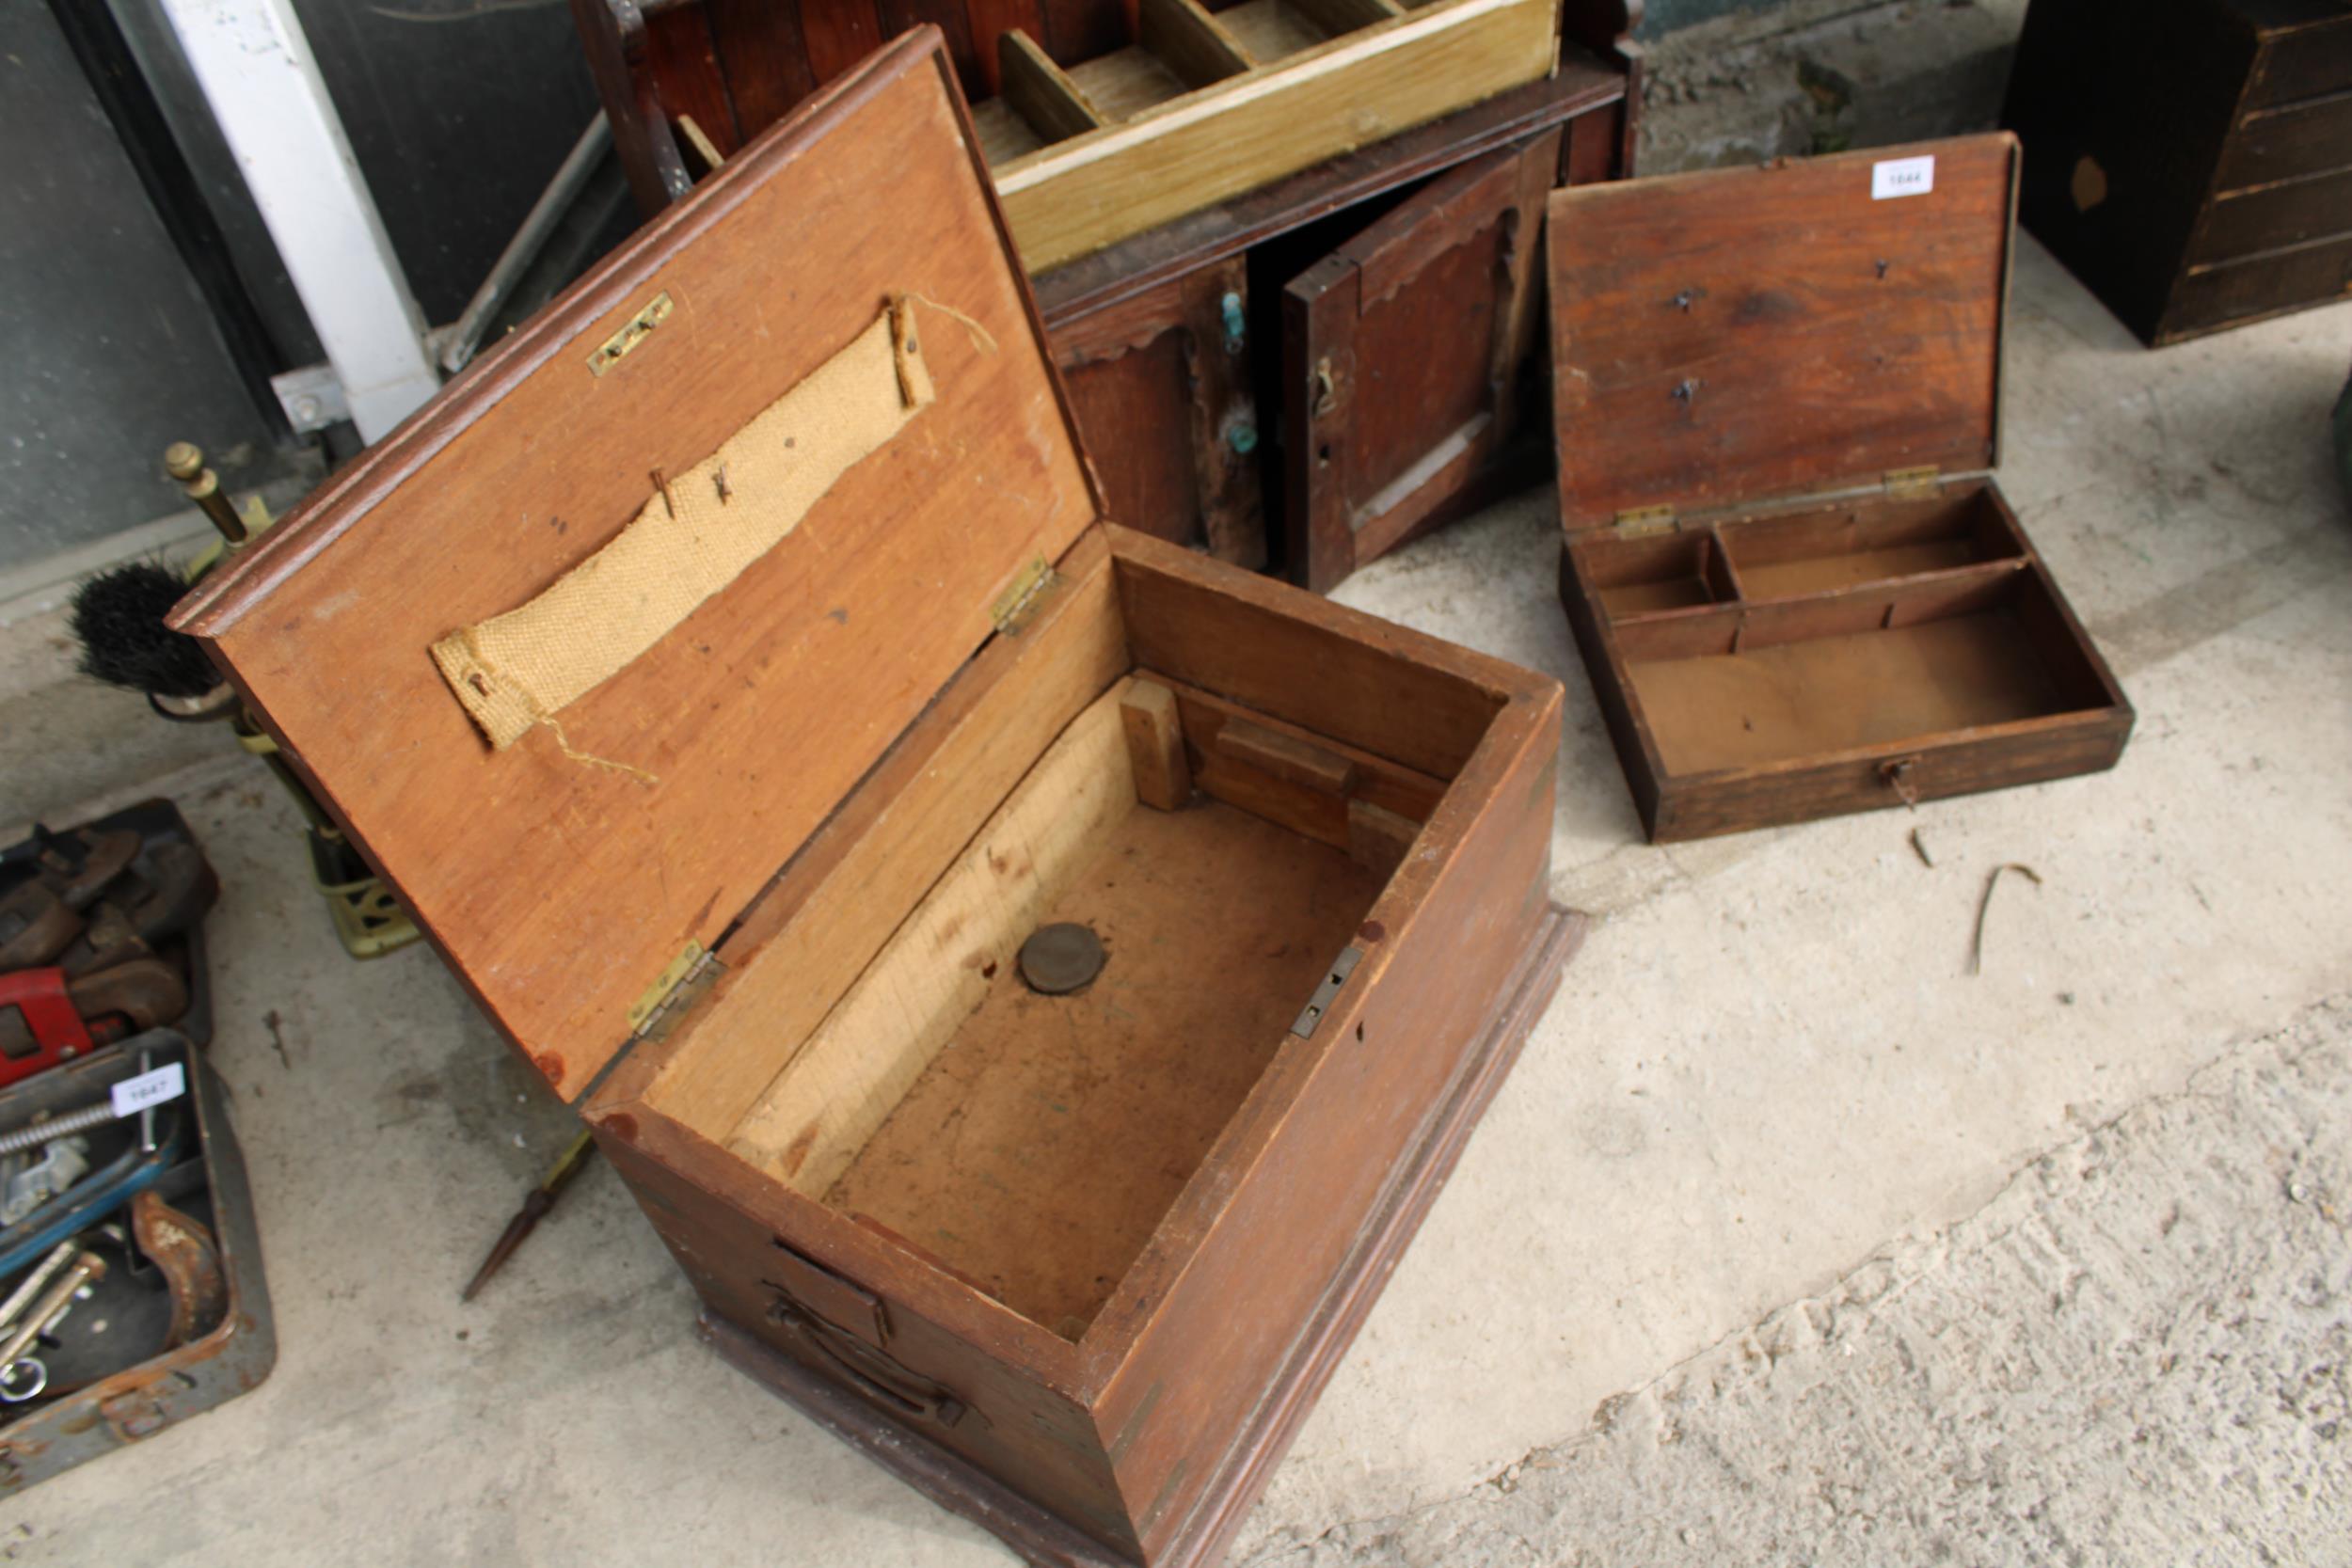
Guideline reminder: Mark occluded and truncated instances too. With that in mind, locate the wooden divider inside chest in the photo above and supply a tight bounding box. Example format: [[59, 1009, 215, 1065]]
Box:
[[636, 534, 1478, 1342]]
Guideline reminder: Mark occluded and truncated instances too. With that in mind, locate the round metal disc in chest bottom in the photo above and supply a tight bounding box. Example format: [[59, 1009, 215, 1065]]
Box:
[[1018, 922, 1105, 995]]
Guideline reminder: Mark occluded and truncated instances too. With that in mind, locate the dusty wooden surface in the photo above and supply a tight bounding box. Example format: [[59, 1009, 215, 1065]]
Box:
[[827, 798, 1382, 1338]]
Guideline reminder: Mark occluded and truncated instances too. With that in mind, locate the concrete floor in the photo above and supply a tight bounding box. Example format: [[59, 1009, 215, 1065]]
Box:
[[1, 239, 2347, 1563]]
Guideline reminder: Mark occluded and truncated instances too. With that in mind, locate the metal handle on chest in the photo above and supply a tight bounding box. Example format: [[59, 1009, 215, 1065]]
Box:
[[764, 1291, 970, 1429]]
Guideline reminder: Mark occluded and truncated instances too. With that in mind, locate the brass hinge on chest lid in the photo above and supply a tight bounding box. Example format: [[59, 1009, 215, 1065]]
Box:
[[629, 941, 723, 1042], [989, 556, 1059, 636], [1613, 504, 1677, 538], [1883, 466, 1942, 500]]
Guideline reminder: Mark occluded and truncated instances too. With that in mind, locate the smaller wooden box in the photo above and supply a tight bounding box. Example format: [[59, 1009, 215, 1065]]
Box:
[[171, 35, 1576, 1566], [1548, 135, 2135, 843], [2004, 0, 2352, 346]]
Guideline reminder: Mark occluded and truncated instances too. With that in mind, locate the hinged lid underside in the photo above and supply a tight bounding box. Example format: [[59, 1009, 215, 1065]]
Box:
[[172, 36, 1100, 1101], [1548, 134, 2018, 533]]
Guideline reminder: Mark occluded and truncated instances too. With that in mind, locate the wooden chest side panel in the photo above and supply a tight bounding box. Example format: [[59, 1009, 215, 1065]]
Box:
[[1557, 541, 1667, 835], [593, 1109, 1139, 1554], [1548, 135, 2013, 530], [175, 45, 1099, 1097], [1090, 686, 1560, 1558]]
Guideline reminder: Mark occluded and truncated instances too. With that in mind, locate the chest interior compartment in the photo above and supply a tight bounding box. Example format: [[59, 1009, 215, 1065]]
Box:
[[1567, 481, 2118, 779], [621, 526, 1502, 1341]]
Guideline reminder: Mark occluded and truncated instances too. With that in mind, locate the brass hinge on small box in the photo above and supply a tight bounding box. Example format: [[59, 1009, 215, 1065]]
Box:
[[630, 941, 723, 1041], [1613, 504, 1677, 537], [990, 557, 1059, 636], [1883, 466, 1942, 500]]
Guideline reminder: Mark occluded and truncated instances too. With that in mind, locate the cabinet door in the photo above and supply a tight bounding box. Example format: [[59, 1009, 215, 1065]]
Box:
[[1051, 259, 1267, 568], [1282, 127, 1563, 593]]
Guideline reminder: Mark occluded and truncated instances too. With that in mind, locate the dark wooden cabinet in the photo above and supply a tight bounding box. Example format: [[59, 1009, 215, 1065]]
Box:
[[1035, 54, 1633, 581], [2004, 0, 2352, 345], [568, 0, 1641, 583]]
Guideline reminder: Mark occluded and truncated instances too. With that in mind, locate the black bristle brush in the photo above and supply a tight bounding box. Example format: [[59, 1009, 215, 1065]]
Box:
[[70, 561, 222, 700]]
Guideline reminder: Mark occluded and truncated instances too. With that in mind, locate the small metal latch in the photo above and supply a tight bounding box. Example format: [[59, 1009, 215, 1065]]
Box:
[[1613, 504, 1677, 537], [989, 557, 1058, 636], [587, 291, 675, 377], [1290, 946, 1363, 1038], [1883, 466, 1941, 499], [628, 941, 722, 1040]]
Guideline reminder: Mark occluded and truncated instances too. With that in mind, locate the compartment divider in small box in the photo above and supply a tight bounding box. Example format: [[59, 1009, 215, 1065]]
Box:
[[1584, 530, 1736, 620], [1703, 524, 1747, 607], [1612, 556, 2030, 663], [1715, 489, 2026, 602]]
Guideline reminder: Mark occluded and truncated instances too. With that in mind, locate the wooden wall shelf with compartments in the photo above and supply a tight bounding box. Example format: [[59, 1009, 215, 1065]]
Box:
[[568, 0, 1643, 587], [2004, 0, 2352, 345], [1547, 135, 2136, 842], [170, 35, 1581, 1566]]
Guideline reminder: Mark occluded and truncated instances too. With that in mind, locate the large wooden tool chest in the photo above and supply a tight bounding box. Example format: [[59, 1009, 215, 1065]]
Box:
[[169, 34, 1579, 1566], [1548, 135, 2135, 842], [2004, 0, 2352, 345], [569, 0, 1641, 585]]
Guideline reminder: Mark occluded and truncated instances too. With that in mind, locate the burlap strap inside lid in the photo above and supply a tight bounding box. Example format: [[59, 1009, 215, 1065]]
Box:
[[432, 299, 939, 750]]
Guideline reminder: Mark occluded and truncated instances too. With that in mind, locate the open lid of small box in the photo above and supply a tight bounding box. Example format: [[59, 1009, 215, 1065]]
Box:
[[169, 33, 1102, 1102], [1547, 134, 2018, 533]]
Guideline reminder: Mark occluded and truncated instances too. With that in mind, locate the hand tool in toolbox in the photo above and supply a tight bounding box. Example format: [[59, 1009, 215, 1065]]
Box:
[[0, 804, 219, 1086]]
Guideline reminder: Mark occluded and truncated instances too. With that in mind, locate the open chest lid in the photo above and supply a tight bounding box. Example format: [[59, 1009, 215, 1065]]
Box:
[[169, 33, 1102, 1102], [1547, 133, 2019, 534]]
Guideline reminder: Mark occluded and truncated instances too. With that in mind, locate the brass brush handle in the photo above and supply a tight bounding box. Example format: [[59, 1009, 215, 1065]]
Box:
[[164, 442, 247, 546]]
